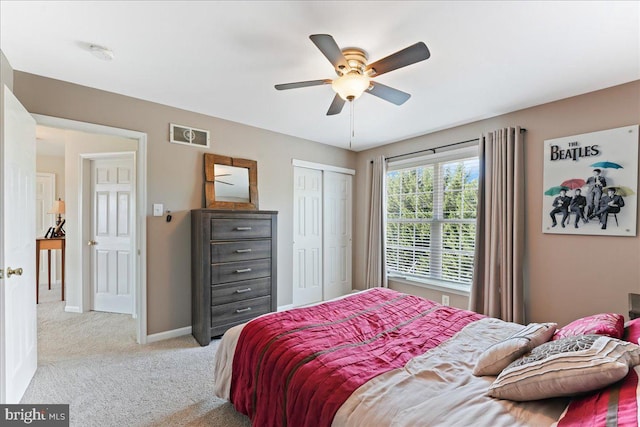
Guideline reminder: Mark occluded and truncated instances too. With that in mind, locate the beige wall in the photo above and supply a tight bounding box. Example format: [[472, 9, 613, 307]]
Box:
[[10, 64, 640, 333], [1, 52, 13, 92], [354, 80, 640, 327], [36, 154, 65, 201], [13, 72, 356, 334]]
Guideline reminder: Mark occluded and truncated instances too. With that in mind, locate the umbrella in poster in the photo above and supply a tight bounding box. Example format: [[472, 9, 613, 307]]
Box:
[[590, 161, 623, 169], [560, 178, 586, 190], [544, 185, 569, 196], [603, 186, 636, 197]]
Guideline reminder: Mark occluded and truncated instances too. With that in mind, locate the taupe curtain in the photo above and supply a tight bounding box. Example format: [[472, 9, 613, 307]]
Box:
[[470, 127, 525, 323], [365, 155, 388, 288]]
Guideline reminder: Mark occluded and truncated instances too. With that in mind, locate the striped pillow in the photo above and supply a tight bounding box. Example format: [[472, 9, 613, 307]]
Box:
[[488, 335, 640, 401], [473, 322, 557, 376]]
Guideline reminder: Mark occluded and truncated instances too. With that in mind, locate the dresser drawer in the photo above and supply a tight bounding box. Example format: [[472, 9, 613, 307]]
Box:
[[211, 240, 271, 263], [211, 278, 271, 305], [211, 258, 271, 284], [211, 296, 271, 327], [210, 218, 272, 240]]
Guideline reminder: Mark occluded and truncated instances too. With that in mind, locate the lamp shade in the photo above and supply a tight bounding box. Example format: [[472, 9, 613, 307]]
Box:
[[331, 73, 371, 101], [48, 199, 65, 215]]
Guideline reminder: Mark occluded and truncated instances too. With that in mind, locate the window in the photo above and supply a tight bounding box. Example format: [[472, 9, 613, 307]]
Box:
[[385, 148, 479, 289]]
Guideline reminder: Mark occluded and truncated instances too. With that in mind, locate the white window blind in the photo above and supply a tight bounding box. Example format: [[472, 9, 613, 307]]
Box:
[[385, 147, 479, 288]]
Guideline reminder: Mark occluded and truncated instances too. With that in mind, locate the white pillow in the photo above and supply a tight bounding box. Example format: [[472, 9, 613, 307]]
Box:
[[488, 334, 640, 401], [473, 322, 557, 376]]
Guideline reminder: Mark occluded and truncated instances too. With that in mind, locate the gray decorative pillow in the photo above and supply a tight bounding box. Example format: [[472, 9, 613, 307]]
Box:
[[488, 335, 640, 401], [473, 322, 557, 376], [510, 334, 598, 367]]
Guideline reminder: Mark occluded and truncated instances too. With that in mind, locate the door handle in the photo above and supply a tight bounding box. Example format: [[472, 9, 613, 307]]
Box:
[[7, 267, 23, 277], [87, 240, 97, 246]]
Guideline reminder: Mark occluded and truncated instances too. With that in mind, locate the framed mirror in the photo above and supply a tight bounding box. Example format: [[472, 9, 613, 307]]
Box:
[[204, 154, 258, 209]]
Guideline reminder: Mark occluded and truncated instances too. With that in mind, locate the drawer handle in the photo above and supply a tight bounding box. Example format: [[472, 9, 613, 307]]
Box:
[[236, 307, 252, 314], [235, 227, 252, 231], [235, 248, 252, 253], [235, 268, 252, 273], [235, 288, 252, 294]]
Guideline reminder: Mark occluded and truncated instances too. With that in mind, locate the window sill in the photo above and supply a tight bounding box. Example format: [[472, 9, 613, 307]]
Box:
[[387, 275, 471, 297]]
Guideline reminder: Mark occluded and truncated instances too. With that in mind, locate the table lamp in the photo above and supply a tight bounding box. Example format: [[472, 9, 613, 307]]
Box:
[[48, 198, 65, 226]]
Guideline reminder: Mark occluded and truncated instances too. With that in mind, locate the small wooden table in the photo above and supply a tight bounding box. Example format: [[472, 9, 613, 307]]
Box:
[[36, 237, 65, 304]]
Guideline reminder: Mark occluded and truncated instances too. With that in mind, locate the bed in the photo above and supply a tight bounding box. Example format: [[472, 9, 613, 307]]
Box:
[[213, 288, 640, 427]]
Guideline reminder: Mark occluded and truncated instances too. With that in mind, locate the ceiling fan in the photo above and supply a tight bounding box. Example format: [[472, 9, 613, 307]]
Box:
[[275, 34, 430, 116]]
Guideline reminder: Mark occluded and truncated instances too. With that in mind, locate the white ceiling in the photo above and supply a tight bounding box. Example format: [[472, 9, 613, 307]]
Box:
[[1, 1, 639, 152]]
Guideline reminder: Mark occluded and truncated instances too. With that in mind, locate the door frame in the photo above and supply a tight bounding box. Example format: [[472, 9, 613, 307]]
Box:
[[291, 160, 355, 306], [32, 114, 148, 344], [36, 172, 56, 283]]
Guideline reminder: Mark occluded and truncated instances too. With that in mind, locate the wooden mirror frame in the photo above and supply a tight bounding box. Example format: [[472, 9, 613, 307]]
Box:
[[204, 153, 258, 210]]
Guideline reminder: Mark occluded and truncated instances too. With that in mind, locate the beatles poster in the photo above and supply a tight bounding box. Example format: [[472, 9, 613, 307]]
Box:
[[542, 125, 639, 236]]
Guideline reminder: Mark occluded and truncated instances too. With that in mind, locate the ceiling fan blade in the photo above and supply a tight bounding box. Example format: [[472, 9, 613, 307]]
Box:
[[275, 79, 332, 90], [366, 42, 430, 77], [366, 81, 411, 105], [310, 34, 349, 71], [326, 94, 346, 116]]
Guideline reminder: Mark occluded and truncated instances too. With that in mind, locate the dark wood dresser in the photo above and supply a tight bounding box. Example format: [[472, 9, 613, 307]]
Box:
[[191, 209, 277, 345]]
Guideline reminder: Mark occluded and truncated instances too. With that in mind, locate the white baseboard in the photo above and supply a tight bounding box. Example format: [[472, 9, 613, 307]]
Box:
[[146, 326, 192, 343], [277, 304, 294, 312], [64, 305, 81, 313]]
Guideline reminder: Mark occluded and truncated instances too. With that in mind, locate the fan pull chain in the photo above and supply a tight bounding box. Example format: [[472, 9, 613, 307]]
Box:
[[349, 101, 355, 150]]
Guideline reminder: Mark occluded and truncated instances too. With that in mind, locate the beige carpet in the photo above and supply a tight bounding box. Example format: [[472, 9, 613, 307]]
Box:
[[21, 282, 251, 427]]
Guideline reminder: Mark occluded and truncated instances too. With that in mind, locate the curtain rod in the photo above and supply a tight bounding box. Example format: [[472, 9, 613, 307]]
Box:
[[371, 128, 527, 163]]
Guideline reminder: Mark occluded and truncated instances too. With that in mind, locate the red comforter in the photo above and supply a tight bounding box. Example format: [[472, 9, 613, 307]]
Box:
[[557, 366, 639, 427], [229, 288, 484, 427]]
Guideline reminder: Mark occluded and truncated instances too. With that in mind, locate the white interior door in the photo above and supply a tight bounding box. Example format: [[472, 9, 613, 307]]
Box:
[[36, 173, 56, 283], [90, 157, 134, 314], [323, 171, 352, 300], [1, 85, 37, 403], [293, 167, 323, 306]]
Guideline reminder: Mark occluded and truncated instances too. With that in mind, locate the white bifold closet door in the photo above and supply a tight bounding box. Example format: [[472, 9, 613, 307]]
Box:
[[293, 166, 352, 307], [322, 171, 352, 300]]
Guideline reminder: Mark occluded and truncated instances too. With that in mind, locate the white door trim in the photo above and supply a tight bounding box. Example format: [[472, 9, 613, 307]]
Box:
[[31, 114, 148, 344], [291, 159, 355, 176]]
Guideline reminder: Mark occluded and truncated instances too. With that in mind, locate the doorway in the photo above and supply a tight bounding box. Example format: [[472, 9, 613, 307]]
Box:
[[33, 114, 148, 344], [36, 173, 58, 284]]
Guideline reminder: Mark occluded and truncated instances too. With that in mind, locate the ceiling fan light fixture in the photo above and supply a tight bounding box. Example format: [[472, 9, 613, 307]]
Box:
[[331, 72, 370, 101]]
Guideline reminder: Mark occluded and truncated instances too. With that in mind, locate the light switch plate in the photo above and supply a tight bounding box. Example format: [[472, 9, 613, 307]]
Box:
[[153, 203, 163, 217]]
